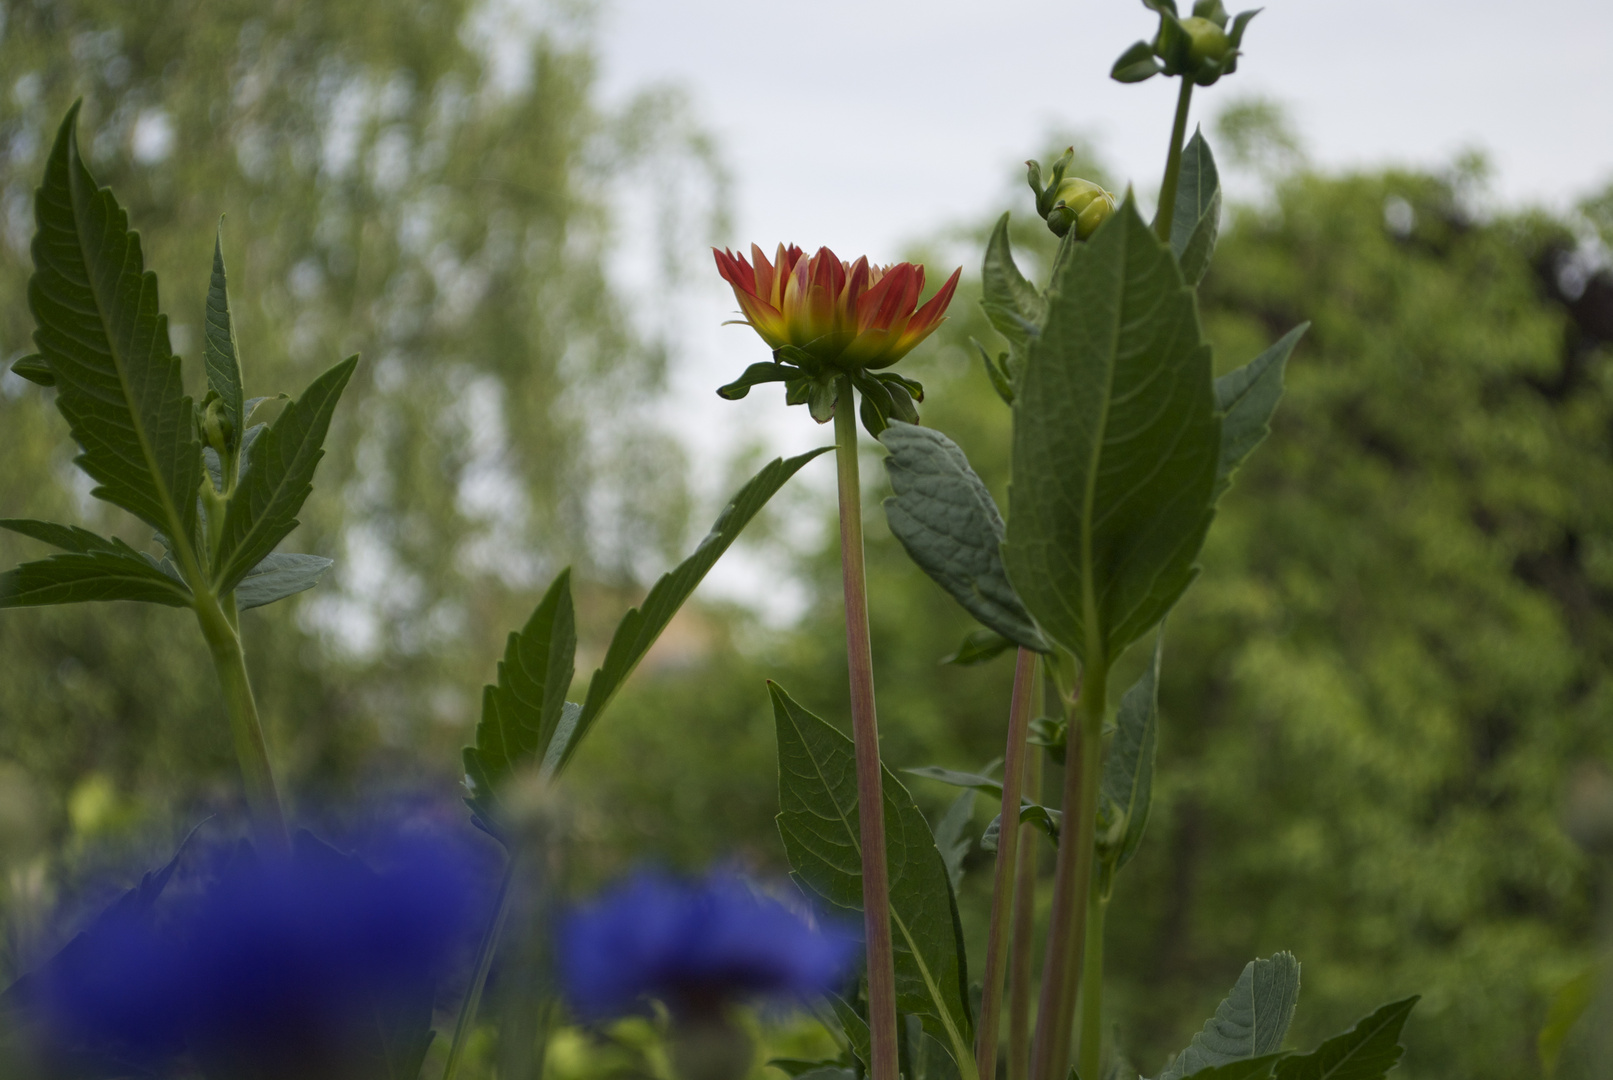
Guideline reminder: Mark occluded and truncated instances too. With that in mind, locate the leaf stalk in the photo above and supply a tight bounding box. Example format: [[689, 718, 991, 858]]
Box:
[[1006, 743, 1043, 1080], [1154, 78, 1196, 242], [833, 379, 899, 1080], [976, 647, 1040, 1080], [443, 853, 520, 1080], [1077, 880, 1108, 1080]]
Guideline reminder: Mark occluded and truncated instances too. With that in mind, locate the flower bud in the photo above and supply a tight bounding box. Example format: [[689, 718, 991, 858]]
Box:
[[1179, 16, 1231, 65], [200, 393, 235, 459], [1043, 178, 1118, 240]]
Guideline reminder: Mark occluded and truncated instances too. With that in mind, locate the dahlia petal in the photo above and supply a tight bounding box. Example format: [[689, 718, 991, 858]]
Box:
[[906, 266, 962, 334]]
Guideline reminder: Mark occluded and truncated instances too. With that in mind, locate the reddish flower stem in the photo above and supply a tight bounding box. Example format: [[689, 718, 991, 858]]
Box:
[[975, 647, 1040, 1080], [833, 379, 899, 1080], [1029, 661, 1105, 1080], [1007, 743, 1044, 1080]]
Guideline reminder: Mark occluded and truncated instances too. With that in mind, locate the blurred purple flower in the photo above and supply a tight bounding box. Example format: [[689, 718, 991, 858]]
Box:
[[559, 871, 858, 1021], [9, 829, 484, 1079]]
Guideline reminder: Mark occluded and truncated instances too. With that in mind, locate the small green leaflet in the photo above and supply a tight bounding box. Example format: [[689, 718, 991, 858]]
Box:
[[1097, 632, 1163, 881], [771, 683, 974, 1070], [204, 223, 247, 451], [1213, 325, 1308, 502], [980, 213, 1046, 387], [941, 628, 1015, 666], [463, 569, 576, 840], [880, 421, 1050, 653], [1002, 198, 1220, 668], [1158, 953, 1302, 1080], [28, 104, 203, 555], [0, 519, 190, 609], [555, 448, 831, 773], [233, 553, 333, 612], [213, 355, 358, 595], [1171, 130, 1222, 286], [9, 354, 53, 386], [1273, 996, 1419, 1080]]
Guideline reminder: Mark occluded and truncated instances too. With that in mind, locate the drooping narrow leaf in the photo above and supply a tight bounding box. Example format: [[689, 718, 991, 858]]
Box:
[[233, 552, 334, 611], [555, 448, 831, 773], [463, 569, 577, 838], [27, 104, 203, 551], [1002, 199, 1221, 667], [1098, 632, 1163, 876], [880, 421, 1050, 653], [0, 518, 123, 554], [931, 791, 976, 895], [904, 766, 1004, 798], [204, 224, 246, 442], [213, 355, 357, 595], [1272, 996, 1418, 1080], [1172, 130, 1222, 286], [1159, 954, 1302, 1080], [771, 683, 973, 1066], [1213, 324, 1308, 501], [941, 627, 1015, 666], [979, 214, 1046, 384]]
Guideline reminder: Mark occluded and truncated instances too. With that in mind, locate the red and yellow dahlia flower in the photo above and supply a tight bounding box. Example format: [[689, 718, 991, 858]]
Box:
[[714, 244, 961, 371]]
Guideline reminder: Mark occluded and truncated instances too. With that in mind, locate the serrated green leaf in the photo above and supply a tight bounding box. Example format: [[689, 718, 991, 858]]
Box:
[[213, 354, 356, 595], [980, 214, 1046, 386], [9, 354, 54, 386], [0, 545, 191, 608], [556, 449, 830, 773], [771, 683, 973, 1066], [1159, 954, 1302, 1080], [204, 223, 245, 443], [880, 421, 1050, 653], [829, 993, 873, 1069], [1273, 996, 1418, 1080], [1098, 632, 1163, 878], [942, 628, 1015, 666], [28, 104, 203, 552], [0, 518, 122, 553], [1213, 325, 1308, 501], [1182, 1053, 1288, 1080], [1002, 199, 1220, 668], [234, 552, 333, 611], [1171, 131, 1221, 286], [463, 569, 576, 838]]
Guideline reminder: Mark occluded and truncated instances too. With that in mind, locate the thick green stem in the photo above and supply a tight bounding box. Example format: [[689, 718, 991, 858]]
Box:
[[976, 648, 1040, 1080], [443, 854, 519, 1080], [1028, 660, 1106, 1080], [193, 595, 287, 852], [834, 380, 899, 1080], [1153, 77, 1196, 243], [1007, 745, 1044, 1080], [1076, 883, 1108, 1080]]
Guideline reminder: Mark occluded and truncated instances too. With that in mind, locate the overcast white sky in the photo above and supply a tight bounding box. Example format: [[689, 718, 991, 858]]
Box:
[[580, 0, 1613, 610]]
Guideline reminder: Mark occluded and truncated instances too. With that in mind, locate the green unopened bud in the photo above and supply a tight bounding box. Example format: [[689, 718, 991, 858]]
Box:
[[1180, 16, 1230, 65], [200, 393, 235, 458], [1044, 178, 1118, 240]]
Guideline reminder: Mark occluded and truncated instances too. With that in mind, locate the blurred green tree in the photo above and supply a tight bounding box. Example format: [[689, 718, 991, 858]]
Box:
[[0, 0, 720, 933]]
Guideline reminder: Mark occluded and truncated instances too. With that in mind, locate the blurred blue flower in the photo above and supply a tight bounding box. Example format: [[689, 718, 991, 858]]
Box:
[[9, 829, 484, 1079], [559, 871, 857, 1021]]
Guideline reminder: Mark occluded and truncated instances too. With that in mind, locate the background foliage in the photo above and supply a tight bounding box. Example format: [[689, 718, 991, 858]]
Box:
[[2, 2, 1610, 1079]]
